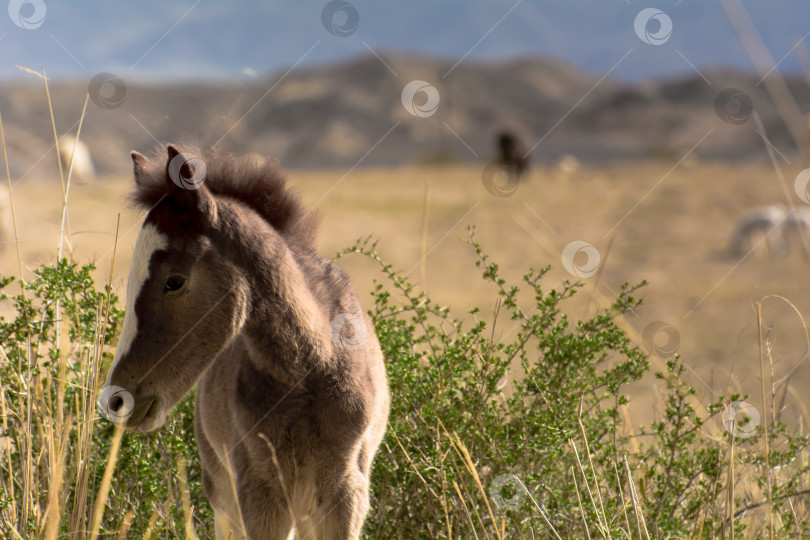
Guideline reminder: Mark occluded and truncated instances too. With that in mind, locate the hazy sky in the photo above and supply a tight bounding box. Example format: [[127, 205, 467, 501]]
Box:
[[1, 0, 809, 82]]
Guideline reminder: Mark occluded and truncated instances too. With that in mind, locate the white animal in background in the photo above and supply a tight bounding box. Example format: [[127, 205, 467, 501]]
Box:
[[58, 135, 96, 182], [730, 205, 787, 259]]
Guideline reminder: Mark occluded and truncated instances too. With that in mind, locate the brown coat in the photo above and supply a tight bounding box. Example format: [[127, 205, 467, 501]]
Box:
[[100, 145, 390, 539]]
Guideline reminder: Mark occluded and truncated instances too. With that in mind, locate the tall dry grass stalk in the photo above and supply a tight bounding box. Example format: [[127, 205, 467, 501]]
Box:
[[726, 425, 735, 540], [0, 110, 24, 283], [43, 66, 72, 257], [444, 428, 503, 540], [576, 398, 608, 534], [753, 111, 810, 256], [115, 511, 135, 540], [142, 500, 172, 540], [719, 0, 809, 164], [570, 465, 592, 540], [623, 455, 649, 540], [451, 481, 479, 540], [0, 104, 24, 540], [0, 85, 33, 539], [56, 93, 88, 261], [0, 69, 155, 539], [222, 443, 249, 538], [750, 101, 810, 532], [88, 425, 124, 540], [755, 302, 775, 540], [419, 179, 431, 290], [258, 432, 297, 534], [43, 414, 72, 540], [513, 475, 561, 539], [176, 455, 200, 540], [569, 440, 606, 538]]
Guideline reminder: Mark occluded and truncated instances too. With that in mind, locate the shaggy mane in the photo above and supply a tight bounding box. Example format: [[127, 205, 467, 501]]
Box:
[[129, 146, 320, 248]]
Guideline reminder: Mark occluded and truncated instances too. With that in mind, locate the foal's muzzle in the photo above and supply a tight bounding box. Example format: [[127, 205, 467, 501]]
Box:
[[98, 385, 165, 432]]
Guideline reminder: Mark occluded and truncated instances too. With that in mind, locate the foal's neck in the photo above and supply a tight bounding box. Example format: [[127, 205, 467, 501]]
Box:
[[221, 204, 330, 382]]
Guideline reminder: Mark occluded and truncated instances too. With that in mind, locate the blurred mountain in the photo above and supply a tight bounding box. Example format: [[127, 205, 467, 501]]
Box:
[[1, 53, 808, 179]]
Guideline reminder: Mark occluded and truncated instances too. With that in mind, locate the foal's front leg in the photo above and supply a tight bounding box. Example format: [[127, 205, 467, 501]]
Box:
[[312, 473, 370, 540], [236, 471, 296, 540], [215, 507, 247, 540]]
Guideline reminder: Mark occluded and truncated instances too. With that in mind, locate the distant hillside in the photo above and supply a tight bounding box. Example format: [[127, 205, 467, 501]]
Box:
[[1, 53, 808, 179]]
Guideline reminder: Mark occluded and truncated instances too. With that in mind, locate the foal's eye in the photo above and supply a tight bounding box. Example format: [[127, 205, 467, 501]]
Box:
[[164, 275, 186, 293]]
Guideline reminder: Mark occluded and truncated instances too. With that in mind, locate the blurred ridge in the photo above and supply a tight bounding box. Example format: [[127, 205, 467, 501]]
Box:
[[1, 53, 807, 178]]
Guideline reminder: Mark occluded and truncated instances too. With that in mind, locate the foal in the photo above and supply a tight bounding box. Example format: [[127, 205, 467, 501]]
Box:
[[100, 145, 390, 539]]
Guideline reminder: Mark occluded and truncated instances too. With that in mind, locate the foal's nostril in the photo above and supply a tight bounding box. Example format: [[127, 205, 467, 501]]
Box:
[[109, 395, 124, 412], [98, 385, 135, 424]]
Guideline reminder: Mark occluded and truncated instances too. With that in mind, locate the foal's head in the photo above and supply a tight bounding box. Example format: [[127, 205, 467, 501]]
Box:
[[100, 145, 252, 431]]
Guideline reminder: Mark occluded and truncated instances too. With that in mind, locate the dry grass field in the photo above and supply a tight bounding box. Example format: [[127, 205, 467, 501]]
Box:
[[3, 157, 810, 428]]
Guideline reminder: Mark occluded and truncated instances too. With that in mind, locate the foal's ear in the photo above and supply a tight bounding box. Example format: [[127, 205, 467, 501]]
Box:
[[165, 144, 218, 226], [131, 151, 148, 185], [166, 144, 193, 181]]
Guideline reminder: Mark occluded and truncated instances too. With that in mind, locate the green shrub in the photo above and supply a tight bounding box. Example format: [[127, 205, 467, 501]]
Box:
[[0, 233, 808, 538], [338, 229, 810, 539]]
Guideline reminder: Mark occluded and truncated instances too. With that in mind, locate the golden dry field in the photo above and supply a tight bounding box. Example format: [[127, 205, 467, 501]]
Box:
[[3, 159, 810, 427]]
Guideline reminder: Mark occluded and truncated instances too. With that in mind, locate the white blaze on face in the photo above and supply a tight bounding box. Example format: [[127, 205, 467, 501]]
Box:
[[107, 222, 168, 379]]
